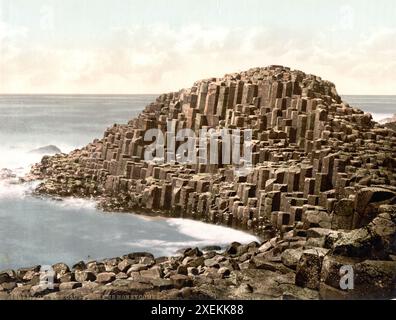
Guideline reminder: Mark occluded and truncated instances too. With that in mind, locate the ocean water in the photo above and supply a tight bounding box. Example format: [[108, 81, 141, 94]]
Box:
[[341, 95, 396, 122], [0, 95, 258, 271]]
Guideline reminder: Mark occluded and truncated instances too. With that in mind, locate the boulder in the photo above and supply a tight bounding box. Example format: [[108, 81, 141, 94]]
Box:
[[140, 266, 163, 279], [128, 264, 148, 272], [295, 248, 329, 290], [170, 275, 193, 289], [96, 272, 116, 284], [320, 255, 361, 290], [331, 227, 385, 259], [225, 242, 242, 255], [52, 263, 70, 279], [353, 187, 396, 228], [217, 267, 231, 278], [281, 249, 303, 270], [0, 272, 12, 285], [75, 270, 96, 282], [201, 245, 221, 252], [59, 281, 82, 291], [125, 252, 154, 260], [86, 261, 106, 273], [352, 260, 396, 299], [72, 261, 86, 271], [117, 259, 134, 273]]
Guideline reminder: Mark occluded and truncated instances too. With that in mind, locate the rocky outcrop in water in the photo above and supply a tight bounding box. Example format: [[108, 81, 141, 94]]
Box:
[[22, 65, 396, 299], [29, 145, 62, 155]]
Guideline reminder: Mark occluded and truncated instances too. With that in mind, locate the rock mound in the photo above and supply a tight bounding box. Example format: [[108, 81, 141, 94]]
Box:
[[25, 65, 396, 300]]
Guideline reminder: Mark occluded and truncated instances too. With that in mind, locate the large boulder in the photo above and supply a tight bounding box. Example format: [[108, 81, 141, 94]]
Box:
[[353, 187, 396, 228], [295, 248, 329, 290], [352, 260, 396, 299], [331, 228, 384, 259], [281, 249, 303, 270], [332, 205, 396, 259]]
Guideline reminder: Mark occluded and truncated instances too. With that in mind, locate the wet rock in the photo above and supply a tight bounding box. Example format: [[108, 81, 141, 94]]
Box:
[[225, 242, 242, 255]]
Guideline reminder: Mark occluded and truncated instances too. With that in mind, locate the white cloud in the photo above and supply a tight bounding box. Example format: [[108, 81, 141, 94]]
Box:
[[0, 21, 395, 94]]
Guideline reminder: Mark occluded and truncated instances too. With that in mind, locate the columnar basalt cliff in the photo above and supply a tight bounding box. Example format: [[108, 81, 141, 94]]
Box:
[[2, 66, 395, 300]]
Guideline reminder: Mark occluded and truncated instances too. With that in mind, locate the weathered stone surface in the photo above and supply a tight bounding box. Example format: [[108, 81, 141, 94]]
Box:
[[170, 275, 193, 289], [75, 270, 96, 283], [281, 249, 303, 270], [295, 248, 329, 290], [59, 282, 82, 291], [352, 260, 396, 299], [96, 272, 116, 284]]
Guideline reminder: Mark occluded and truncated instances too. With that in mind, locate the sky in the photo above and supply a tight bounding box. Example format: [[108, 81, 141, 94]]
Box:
[[0, 0, 395, 94]]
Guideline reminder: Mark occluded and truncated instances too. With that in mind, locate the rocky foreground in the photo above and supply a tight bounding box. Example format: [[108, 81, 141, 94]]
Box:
[[2, 65, 395, 300]]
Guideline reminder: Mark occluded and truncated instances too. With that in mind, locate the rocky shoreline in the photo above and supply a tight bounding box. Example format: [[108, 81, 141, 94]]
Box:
[[2, 65, 395, 300], [0, 210, 395, 300]]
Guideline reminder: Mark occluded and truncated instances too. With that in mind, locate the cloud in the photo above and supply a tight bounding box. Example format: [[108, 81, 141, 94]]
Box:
[[0, 20, 395, 94]]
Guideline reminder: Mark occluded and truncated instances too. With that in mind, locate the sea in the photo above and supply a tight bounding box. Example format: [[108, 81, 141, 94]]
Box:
[[0, 94, 394, 271], [0, 94, 258, 271]]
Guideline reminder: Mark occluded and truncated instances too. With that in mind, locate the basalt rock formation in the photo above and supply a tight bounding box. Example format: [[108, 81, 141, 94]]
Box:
[[12, 65, 396, 300]]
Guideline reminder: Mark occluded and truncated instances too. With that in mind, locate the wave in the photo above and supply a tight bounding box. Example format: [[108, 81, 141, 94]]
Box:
[[49, 197, 97, 211], [0, 178, 39, 200], [370, 113, 394, 122], [0, 143, 76, 173], [167, 218, 259, 243]]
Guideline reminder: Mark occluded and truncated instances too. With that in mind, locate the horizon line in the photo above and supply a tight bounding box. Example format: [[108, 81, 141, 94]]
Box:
[[0, 93, 395, 96]]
